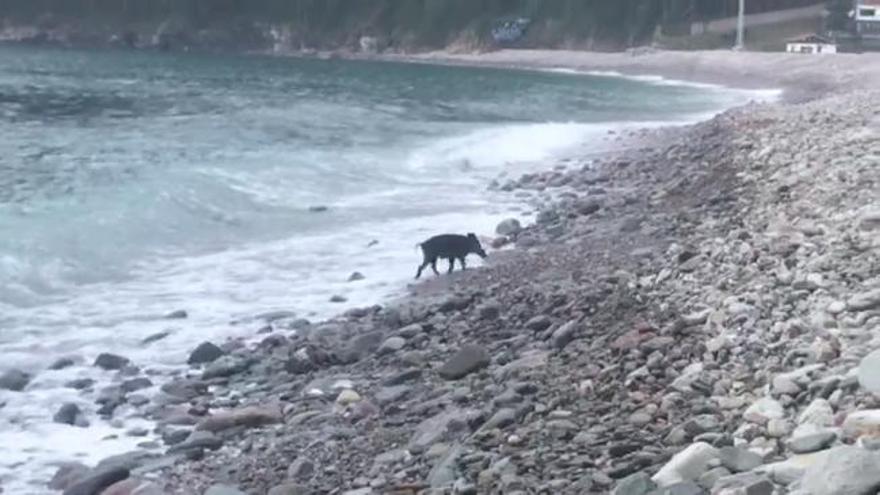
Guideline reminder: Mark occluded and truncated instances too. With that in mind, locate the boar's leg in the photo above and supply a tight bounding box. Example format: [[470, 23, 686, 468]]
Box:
[[431, 259, 439, 276], [447, 258, 455, 274], [459, 257, 467, 270], [416, 261, 429, 279]]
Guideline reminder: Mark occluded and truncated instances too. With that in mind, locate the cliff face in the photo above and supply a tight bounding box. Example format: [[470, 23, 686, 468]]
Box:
[[0, 0, 825, 53], [0, 0, 670, 53]]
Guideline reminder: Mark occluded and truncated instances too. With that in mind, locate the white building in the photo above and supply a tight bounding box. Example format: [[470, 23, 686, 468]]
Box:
[[786, 34, 838, 54], [855, 0, 880, 36]]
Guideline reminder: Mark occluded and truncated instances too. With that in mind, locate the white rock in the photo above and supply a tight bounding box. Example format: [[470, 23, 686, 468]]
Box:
[[757, 451, 830, 485], [651, 442, 720, 487], [827, 301, 847, 315], [744, 398, 785, 425], [772, 375, 801, 396], [767, 419, 791, 438], [858, 350, 880, 395], [798, 399, 834, 427], [335, 389, 362, 405], [848, 289, 880, 312], [842, 410, 880, 440]]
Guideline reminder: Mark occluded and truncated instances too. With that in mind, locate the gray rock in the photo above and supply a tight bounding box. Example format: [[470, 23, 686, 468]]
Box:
[[204, 485, 247, 495], [612, 472, 656, 495], [347, 271, 365, 282], [771, 375, 801, 396], [187, 342, 225, 365], [287, 457, 315, 481], [652, 442, 720, 486], [267, 485, 312, 495], [95, 451, 157, 472], [0, 369, 31, 391], [329, 295, 347, 303], [482, 408, 517, 430], [438, 345, 490, 380], [550, 320, 579, 350], [788, 431, 836, 454], [53, 403, 84, 426], [201, 356, 249, 379], [165, 309, 188, 319], [697, 467, 730, 489], [718, 446, 763, 473], [161, 428, 190, 446], [141, 331, 171, 344], [375, 385, 411, 406], [525, 315, 553, 332], [120, 377, 152, 393], [195, 405, 281, 433], [66, 378, 95, 390], [376, 336, 406, 356], [62, 467, 129, 495], [496, 218, 522, 237], [859, 349, 880, 395], [167, 431, 223, 454], [94, 353, 130, 371], [409, 408, 475, 451], [428, 445, 463, 488], [383, 368, 421, 386], [711, 472, 773, 495], [800, 446, 880, 495], [49, 357, 76, 370], [49, 462, 90, 490]]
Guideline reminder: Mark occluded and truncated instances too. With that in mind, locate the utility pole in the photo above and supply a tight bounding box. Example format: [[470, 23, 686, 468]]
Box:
[[734, 0, 745, 50]]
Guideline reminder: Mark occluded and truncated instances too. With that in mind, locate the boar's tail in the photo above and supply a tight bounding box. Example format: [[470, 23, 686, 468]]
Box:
[[414, 242, 422, 251]]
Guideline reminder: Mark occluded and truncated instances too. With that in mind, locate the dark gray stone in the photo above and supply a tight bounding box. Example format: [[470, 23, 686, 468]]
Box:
[[287, 457, 315, 481], [53, 403, 83, 426], [165, 309, 188, 319], [62, 467, 129, 495], [0, 369, 31, 391], [94, 353, 129, 371], [49, 358, 76, 370], [201, 356, 249, 379], [49, 462, 90, 491], [167, 431, 223, 454], [65, 378, 95, 390], [267, 484, 312, 495], [187, 342, 225, 365], [375, 385, 411, 406], [438, 345, 490, 380], [383, 368, 422, 386]]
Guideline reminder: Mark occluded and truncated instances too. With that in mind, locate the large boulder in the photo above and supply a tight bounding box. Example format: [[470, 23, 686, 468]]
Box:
[[652, 442, 720, 487], [94, 353, 130, 371], [196, 405, 282, 433], [799, 446, 880, 495], [62, 467, 129, 495]]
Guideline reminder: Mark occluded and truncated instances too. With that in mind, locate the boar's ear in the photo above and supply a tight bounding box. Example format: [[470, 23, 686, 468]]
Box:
[[467, 232, 477, 239]]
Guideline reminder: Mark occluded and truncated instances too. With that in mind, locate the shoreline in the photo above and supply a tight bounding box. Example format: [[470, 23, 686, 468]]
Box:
[[24, 49, 880, 495]]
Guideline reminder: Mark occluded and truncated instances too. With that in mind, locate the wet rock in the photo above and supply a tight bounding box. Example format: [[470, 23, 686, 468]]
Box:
[[575, 199, 602, 216], [718, 446, 763, 472], [164, 309, 188, 319], [711, 472, 773, 495], [329, 295, 347, 303], [799, 446, 880, 495], [96, 451, 157, 473], [496, 218, 522, 237], [53, 403, 87, 427], [187, 342, 225, 365], [652, 442, 720, 487], [383, 368, 421, 386], [788, 431, 836, 454], [120, 378, 152, 394], [0, 369, 30, 391], [141, 331, 171, 344], [612, 472, 656, 495], [196, 405, 282, 433], [438, 345, 490, 380], [525, 315, 553, 332], [49, 462, 90, 490], [66, 378, 95, 390], [94, 353, 130, 371], [62, 467, 129, 495], [49, 357, 76, 370], [409, 408, 475, 451], [307, 205, 328, 213], [160, 379, 207, 402], [347, 271, 365, 282]]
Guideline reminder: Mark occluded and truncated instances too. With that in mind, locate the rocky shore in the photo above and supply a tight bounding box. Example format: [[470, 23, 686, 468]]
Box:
[[27, 70, 880, 494]]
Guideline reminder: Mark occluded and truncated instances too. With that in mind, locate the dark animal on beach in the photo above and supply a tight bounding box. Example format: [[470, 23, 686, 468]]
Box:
[[415, 233, 487, 279]]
